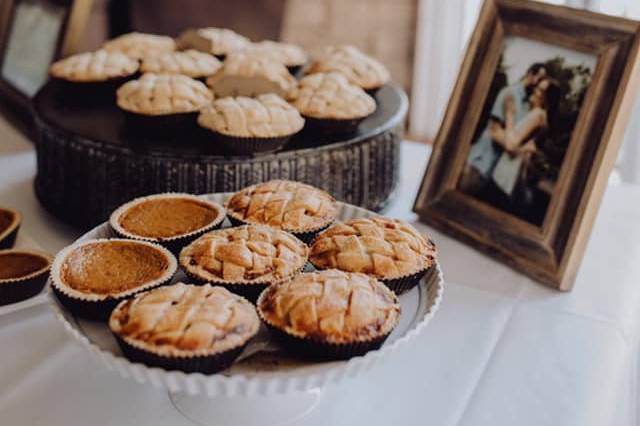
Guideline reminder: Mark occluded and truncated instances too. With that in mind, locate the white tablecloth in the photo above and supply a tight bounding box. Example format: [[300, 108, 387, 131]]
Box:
[[1, 117, 639, 425]]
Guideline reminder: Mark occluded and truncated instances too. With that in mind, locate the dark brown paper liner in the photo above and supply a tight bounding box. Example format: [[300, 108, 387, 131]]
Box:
[[0, 269, 49, 306], [264, 323, 391, 361], [0, 226, 19, 250], [50, 74, 137, 102], [207, 131, 294, 155], [227, 216, 331, 245], [52, 276, 173, 321], [302, 115, 368, 137], [122, 110, 201, 140], [381, 265, 433, 295], [114, 334, 247, 374]]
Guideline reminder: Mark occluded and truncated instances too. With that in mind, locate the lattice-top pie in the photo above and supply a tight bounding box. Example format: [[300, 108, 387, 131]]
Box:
[[257, 270, 400, 343], [117, 73, 213, 116], [308, 45, 390, 90], [140, 50, 222, 78], [102, 32, 176, 60], [309, 217, 437, 280], [244, 41, 308, 67], [226, 180, 339, 233], [177, 27, 250, 57], [288, 72, 376, 120], [49, 50, 139, 82], [206, 53, 297, 98], [110, 283, 259, 355], [198, 94, 304, 138], [180, 225, 308, 284]]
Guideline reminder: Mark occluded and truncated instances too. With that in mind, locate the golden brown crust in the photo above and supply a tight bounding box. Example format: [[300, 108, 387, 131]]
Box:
[[287, 72, 375, 120], [225, 180, 338, 233], [244, 41, 308, 67], [49, 50, 139, 82], [102, 32, 176, 60], [140, 50, 222, 78], [197, 94, 304, 138], [180, 225, 308, 284], [257, 270, 400, 343], [206, 53, 297, 98], [113, 195, 224, 239], [58, 240, 172, 295], [309, 217, 437, 280], [308, 45, 390, 90], [116, 73, 213, 116], [176, 28, 250, 56], [110, 283, 259, 355]]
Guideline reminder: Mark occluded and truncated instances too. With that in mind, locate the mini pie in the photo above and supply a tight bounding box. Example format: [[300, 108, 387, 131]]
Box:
[[177, 27, 250, 57], [109, 193, 226, 251], [179, 225, 308, 301], [140, 50, 222, 79], [288, 72, 376, 120], [49, 49, 139, 82], [109, 282, 259, 373], [225, 180, 339, 242], [244, 40, 308, 69], [51, 239, 177, 320], [257, 270, 400, 360], [308, 45, 390, 91], [197, 94, 304, 138], [0, 249, 52, 306], [309, 217, 437, 293], [206, 53, 297, 98], [117, 73, 213, 116], [102, 32, 176, 60]]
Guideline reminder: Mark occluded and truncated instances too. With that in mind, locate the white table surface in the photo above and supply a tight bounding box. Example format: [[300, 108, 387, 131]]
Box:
[[1, 116, 639, 426]]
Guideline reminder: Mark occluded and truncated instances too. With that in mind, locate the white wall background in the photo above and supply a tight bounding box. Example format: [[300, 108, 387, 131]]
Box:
[[411, 0, 640, 183]]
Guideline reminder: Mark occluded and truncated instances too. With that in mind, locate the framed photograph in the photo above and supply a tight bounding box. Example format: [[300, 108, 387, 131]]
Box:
[[414, 0, 640, 290], [0, 0, 92, 134]]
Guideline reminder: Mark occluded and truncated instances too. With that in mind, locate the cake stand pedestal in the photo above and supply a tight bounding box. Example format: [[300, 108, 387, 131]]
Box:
[[169, 388, 324, 426]]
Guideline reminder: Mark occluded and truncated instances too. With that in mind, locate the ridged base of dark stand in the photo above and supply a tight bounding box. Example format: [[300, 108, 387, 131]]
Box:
[[33, 83, 408, 229]]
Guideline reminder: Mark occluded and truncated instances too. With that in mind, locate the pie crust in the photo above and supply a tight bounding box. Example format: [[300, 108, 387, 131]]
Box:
[[308, 45, 390, 90], [244, 41, 308, 67], [287, 72, 376, 120], [309, 217, 437, 280], [110, 282, 259, 356], [225, 180, 338, 234], [179, 224, 308, 284], [197, 94, 304, 138], [257, 270, 400, 344], [177, 28, 250, 57], [140, 50, 222, 78], [206, 53, 297, 98], [0, 250, 51, 282], [117, 73, 213, 116], [49, 50, 139, 82], [102, 32, 176, 60], [109, 193, 225, 241]]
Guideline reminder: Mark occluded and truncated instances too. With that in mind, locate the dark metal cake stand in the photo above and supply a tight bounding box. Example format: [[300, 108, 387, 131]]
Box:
[[32, 82, 408, 229]]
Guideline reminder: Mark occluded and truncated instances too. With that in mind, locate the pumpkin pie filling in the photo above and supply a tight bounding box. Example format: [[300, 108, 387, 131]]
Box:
[[118, 198, 221, 239], [0, 210, 15, 234], [60, 241, 170, 295], [0, 253, 49, 280]]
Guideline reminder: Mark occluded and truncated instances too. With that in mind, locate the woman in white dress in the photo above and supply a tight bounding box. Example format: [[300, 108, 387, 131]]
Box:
[[490, 78, 561, 200]]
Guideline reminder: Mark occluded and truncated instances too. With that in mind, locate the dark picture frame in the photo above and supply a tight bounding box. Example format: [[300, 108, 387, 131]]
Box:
[[413, 0, 640, 290], [0, 0, 91, 136]]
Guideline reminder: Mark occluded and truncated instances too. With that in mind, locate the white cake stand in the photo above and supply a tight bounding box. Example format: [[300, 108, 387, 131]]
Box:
[[48, 194, 444, 425]]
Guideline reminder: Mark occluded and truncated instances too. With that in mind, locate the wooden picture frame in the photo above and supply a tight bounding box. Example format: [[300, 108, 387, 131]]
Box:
[[0, 0, 92, 135], [413, 0, 640, 290]]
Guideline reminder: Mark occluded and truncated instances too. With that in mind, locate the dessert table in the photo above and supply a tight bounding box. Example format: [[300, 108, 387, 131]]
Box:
[[1, 115, 639, 426]]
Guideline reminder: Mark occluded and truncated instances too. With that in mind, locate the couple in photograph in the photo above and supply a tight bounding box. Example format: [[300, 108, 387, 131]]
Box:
[[461, 63, 561, 216]]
